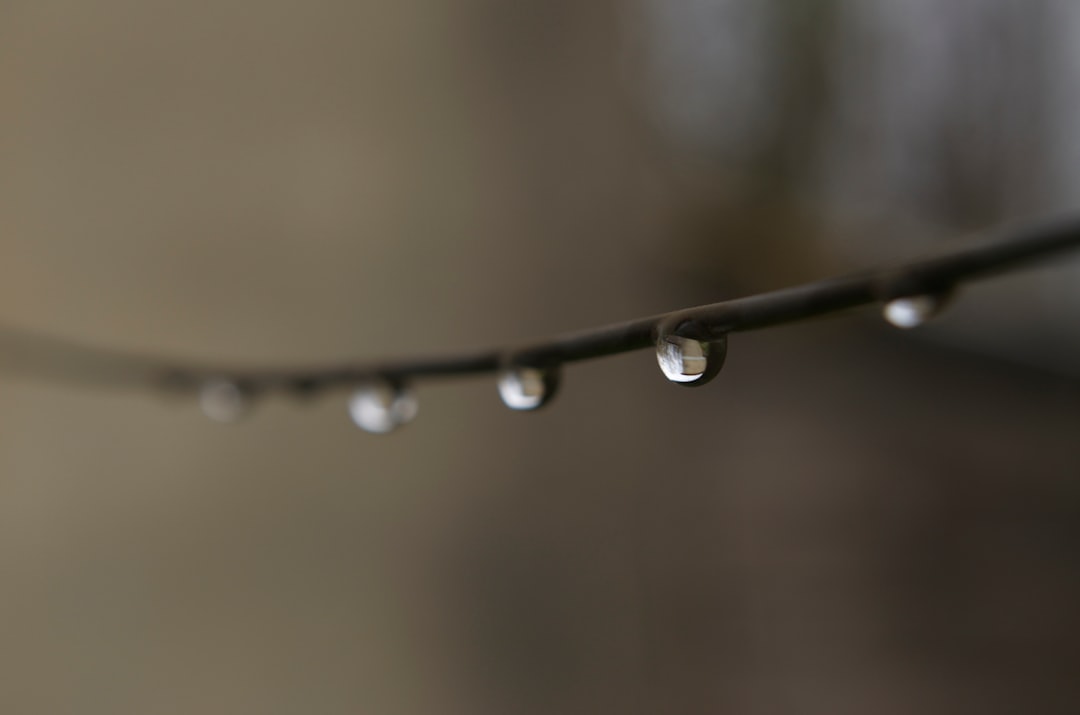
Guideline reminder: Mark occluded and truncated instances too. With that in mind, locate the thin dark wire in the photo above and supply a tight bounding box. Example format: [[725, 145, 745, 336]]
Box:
[[3, 214, 1080, 398]]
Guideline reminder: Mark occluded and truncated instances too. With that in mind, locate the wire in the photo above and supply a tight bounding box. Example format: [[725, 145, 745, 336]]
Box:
[[3, 215, 1080, 430]]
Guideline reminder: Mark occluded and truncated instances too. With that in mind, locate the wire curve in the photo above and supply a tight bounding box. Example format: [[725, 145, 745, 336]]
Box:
[[3, 214, 1080, 420]]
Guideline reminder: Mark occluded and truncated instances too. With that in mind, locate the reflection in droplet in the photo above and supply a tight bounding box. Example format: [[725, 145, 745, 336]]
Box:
[[348, 382, 418, 434], [199, 379, 250, 423], [497, 365, 560, 411], [883, 294, 946, 329], [656, 333, 727, 387]]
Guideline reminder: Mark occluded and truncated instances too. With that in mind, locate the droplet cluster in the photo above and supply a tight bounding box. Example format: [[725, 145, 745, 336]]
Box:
[[196, 280, 961, 431]]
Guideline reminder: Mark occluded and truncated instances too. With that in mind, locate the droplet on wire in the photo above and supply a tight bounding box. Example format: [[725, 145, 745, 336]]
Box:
[[348, 382, 418, 434], [199, 379, 251, 423], [656, 331, 727, 387], [882, 294, 948, 329], [497, 365, 560, 411]]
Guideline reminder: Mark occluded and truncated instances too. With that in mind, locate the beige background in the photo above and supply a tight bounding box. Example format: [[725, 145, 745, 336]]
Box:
[[2, 2, 1079, 713]]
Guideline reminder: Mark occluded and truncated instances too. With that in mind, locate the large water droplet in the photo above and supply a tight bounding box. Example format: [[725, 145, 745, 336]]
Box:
[[348, 382, 418, 434], [497, 365, 560, 410], [199, 379, 250, 423], [656, 333, 727, 387], [883, 294, 946, 329]]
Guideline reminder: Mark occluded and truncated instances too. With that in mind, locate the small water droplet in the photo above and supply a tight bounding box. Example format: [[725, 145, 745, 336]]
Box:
[[348, 382, 418, 434], [883, 294, 946, 329], [656, 332, 727, 387], [497, 365, 560, 410], [199, 379, 250, 422]]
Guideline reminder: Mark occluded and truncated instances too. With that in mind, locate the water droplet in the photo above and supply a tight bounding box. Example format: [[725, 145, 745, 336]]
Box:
[[348, 382, 418, 434], [497, 365, 560, 411], [656, 332, 727, 387], [199, 379, 250, 422], [883, 294, 947, 329]]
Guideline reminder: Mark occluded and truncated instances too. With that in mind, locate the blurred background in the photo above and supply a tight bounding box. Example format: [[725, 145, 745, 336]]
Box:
[[2, 1, 1079, 712]]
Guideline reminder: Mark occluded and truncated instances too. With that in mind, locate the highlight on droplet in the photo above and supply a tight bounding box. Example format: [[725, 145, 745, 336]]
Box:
[[199, 378, 250, 423], [882, 293, 948, 329], [496, 364, 561, 411], [348, 381, 419, 434], [655, 329, 727, 387]]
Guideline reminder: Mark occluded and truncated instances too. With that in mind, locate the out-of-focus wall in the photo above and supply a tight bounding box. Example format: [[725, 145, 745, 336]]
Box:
[[636, 0, 1080, 373], [1, 2, 1079, 714]]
